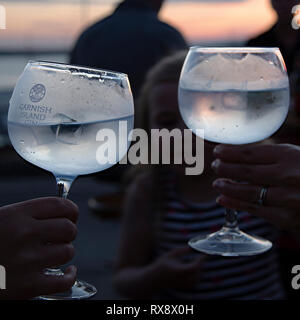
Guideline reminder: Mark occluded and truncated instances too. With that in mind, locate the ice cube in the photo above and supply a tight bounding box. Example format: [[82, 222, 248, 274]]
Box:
[[221, 53, 248, 60], [222, 92, 247, 110], [52, 114, 82, 145], [53, 113, 77, 124], [105, 78, 127, 99], [183, 53, 288, 91], [55, 123, 83, 145]]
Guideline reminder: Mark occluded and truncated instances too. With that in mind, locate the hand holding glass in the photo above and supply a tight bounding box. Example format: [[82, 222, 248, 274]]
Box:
[[8, 61, 134, 298], [178, 47, 290, 256]]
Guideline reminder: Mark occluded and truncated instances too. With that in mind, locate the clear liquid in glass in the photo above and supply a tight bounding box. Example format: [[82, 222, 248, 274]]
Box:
[[178, 87, 290, 144], [8, 114, 134, 177]]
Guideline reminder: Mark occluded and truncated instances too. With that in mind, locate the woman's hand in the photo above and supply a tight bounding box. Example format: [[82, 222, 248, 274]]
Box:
[[0, 197, 79, 299], [154, 246, 205, 290], [211, 143, 300, 231]]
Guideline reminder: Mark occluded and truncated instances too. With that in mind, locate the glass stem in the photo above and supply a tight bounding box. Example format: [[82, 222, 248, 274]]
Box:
[[224, 208, 239, 229], [56, 176, 74, 199], [45, 176, 75, 277]]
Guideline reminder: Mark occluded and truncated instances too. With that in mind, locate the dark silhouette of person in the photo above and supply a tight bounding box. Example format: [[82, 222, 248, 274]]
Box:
[[248, 0, 300, 136], [248, 1, 300, 300], [247, 0, 300, 74], [70, 0, 187, 98], [70, 0, 187, 210]]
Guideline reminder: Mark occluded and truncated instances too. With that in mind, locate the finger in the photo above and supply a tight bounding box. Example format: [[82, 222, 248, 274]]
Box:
[[35, 243, 75, 269], [29, 197, 79, 223], [175, 256, 206, 275], [213, 179, 261, 203], [182, 255, 206, 272], [213, 144, 283, 164], [3, 266, 77, 300], [213, 179, 300, 209], [168, 246, 193, 258], [5, 197, 79, 223], [37, 265, 77, 295], [216, 195, 296, 230], [38, 219, 77, 243], [211, 160, 280, 186]]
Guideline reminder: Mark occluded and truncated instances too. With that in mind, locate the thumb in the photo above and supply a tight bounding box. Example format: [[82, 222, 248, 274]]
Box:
[[168, 246, 192, 258], [184, 254, 207, 272]]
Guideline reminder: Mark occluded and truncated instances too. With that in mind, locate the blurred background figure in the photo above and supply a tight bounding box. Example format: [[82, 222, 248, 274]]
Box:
[[70, 0, 187, 99], [113, 52, 286, 300], [70, 0, 187, 213], [248, 0, 300, 128], [248, 0, 300, 74], [247, 1, 300, 300]]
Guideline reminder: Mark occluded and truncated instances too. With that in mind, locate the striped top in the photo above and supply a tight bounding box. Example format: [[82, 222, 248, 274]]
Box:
[[154, 173, 285, 300]]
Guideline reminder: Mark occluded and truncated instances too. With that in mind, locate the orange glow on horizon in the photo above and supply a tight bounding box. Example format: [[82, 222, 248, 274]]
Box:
[[0, 0, 276, 50], [161, 0, 276, 42]]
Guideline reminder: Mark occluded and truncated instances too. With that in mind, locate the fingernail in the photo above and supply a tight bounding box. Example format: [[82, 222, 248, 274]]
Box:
[[211, 159, 220, 171], [213, 145, 223, 156], [213, 179, 225, 188]]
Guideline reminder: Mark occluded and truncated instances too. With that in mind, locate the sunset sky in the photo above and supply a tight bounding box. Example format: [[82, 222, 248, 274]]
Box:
[[0, 0, 277, 51]]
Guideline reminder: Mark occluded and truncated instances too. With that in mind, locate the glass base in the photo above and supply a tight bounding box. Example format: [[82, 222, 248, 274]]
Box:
[[188, 227, 272, 257], [38, 280, 97, 300]]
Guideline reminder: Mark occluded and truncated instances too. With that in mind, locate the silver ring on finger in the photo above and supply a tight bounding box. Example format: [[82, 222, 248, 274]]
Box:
[[258, 187, 268, 206]]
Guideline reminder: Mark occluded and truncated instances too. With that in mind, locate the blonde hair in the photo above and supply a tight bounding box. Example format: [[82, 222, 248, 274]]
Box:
[[129, 51, 189, 237], [137, 50, 187, 134], [123, 50, 187, 185]]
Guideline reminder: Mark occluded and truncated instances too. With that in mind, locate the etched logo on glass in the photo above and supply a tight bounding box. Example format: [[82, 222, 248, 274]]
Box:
[[0, 265, 5, 290], [29, 84, 46, 103]]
